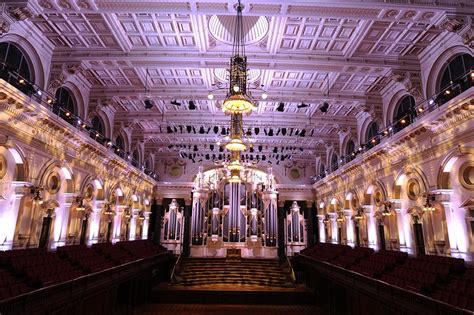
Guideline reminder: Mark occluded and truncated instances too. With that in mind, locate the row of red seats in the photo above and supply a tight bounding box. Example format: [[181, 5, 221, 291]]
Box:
[[0, 283, 31, 301], [417, 254, 464, 272], [92, 243, 135, 265], [116, 240, 165, 259], [431, 290, 474, 311], [57, 245, 115, 273]]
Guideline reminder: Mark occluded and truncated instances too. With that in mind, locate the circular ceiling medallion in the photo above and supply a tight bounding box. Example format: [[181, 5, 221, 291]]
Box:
[[459, 162, 474, 190], [0, 155, 7, 179], [84, 183, 95, 201], [374, 190, 383, 206], [208, 15, 269, 46], [406, 178, 420, 200], [46, 172, 61, 194], [289, 168, 301, 180], [169, 165, 183, 178]]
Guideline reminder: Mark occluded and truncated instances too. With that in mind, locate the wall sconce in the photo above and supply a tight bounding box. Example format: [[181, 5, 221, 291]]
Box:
[[25, 185, 44, 205], [322, 213, 330, 224], [102, 203, 116, 217], [382, 201, 392, 216], [75, 196, 85, 211], [354, 207, 364, 220], [423, 193, 436, 212], [336, 211, 345, 222]]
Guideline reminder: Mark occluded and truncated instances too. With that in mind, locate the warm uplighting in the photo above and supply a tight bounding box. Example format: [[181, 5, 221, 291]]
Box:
[[222, 94, 254, 114], [423, 194, 436, 212]]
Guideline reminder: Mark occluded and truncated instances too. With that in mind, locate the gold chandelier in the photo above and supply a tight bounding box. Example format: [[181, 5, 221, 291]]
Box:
[[222, 1, 255, 183]]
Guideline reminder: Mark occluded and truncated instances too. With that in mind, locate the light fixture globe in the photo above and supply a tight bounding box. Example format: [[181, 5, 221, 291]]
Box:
[[222, 94, 254, 114], [225, 138, 247, 151]]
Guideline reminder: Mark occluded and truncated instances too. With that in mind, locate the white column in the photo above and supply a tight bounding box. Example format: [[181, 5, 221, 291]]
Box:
[[0, 181, 29, 250]]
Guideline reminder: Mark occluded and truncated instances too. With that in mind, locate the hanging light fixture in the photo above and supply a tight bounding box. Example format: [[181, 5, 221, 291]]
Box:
[[423, 194, 436, 212], [382, 201, 392, 216]]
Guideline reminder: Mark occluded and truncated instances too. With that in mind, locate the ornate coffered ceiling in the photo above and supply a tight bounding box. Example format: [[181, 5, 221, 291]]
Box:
[[4, 0, 473, 167]]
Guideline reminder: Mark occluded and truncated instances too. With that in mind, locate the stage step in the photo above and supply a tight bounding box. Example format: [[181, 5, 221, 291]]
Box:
[[172, 258, 295, 288]]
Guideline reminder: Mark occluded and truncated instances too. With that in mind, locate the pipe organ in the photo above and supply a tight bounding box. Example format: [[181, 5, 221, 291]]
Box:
[[189, 167, 279, 257]]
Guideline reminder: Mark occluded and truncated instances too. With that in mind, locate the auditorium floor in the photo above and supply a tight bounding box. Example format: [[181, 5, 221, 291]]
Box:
[[135, 303, 320, 315]]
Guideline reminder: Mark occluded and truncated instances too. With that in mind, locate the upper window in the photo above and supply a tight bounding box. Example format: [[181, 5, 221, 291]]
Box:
[[132, 150, 139, 167], [55, 87, 76, 115], [0, 42, 32, 82], [393, 95, 416, 131], [346, 139, 355, 158], [366, 121, 379, 149], [437, 53, 472, 102], [366, 121, 378, 142], [319, 164, 326, 178], [331, 153, 339, 172], [115, 135, 124, 150], [91, 116, 105, 135]]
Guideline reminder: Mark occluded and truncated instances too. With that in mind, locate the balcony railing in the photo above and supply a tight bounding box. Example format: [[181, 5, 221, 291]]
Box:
[[313, 70, 473, 183], [0, 61, 157, 180]]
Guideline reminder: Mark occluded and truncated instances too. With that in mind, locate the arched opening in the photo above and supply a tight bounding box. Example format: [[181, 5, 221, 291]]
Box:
[[330, 153, 339, 172], [131, 150, 140, 167], [0, 42, 35, 95], [366, 121, 379, 149], [393, 95, 416, 132], [346, 139, 355, 162], [54, 87, 77, 123], [319, 163, 326, 179], [436, 53, 472, 105]]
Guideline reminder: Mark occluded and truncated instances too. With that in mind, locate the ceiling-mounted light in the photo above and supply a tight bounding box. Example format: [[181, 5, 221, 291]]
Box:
[[144, 99, 154, 109], [276, 102, 284, 112], [297, 103, 309, 108], [320, 102, 329, 112], [262, 92, 268, 100], [208, 93, 214, 100]]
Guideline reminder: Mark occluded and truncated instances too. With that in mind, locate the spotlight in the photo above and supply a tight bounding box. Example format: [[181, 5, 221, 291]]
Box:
[[19, 78, 25, 84], [262, 92, 268, 100], [428, 99, 434, 106], [233, 85, 240, 92], [418, 107, 423, 113], [276, 102, 284, 112], [188, 100, 197, 110], [319, 102, 329, 113], [444, 90, 450, 95], [35, 90, 42, 96], [47, 98, 53, 104], [171, 100, 181, 106], [65, 112, 71, 117], [401, 119, 406, 124], [207, 93, 214, 100], [297, 102, 309, 108], [144, 99, 154, 109]]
